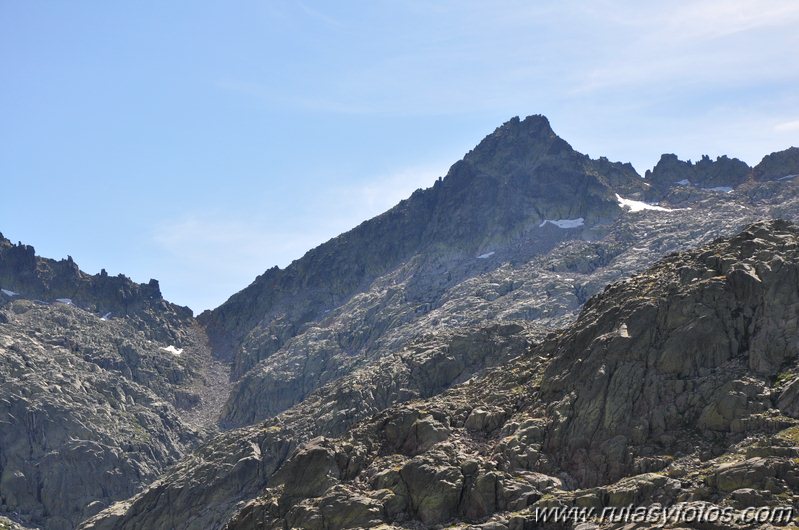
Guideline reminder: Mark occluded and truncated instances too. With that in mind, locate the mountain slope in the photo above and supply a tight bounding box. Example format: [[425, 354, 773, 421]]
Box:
[[84, 220, 799, 529], [201, 116, 665, 428], [202, 117, 798, 432], [217, 139, 799, 429]]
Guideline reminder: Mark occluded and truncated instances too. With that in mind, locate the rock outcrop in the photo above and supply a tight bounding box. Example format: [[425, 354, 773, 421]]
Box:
[[645, 153, 751, 189], [0, 244, 224, 529], [220, 148, 799, 428], [753, 146, 799, 181], [202, 121, 799, 434], [0, 234, 192, 342]]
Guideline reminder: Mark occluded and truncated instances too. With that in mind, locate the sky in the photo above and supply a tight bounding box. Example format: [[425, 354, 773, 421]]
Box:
[[2, 1, 798, 312]]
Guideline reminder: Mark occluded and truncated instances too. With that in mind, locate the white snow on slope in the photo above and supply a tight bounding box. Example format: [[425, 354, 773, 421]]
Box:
[[706, 186, 733, 193], [615, 194, 675, 212], [160, 345, 183, 356], [778, 174, 798, 181], [539, 218, 585, 228], [1, 289, 18, 297], [477, 251, 495, 259], [100, 312, 112, 321], [676, 179, 691, 186], [55, 298, 73, 305]]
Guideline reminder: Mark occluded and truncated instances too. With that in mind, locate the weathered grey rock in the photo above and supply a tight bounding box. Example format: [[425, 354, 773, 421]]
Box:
[[0, 244, 226, 529], [777, 377, 799, 418], [397, 448, 464, 525], [0, 308, 201, 529], [706, 457, 794, 493], [753, 146, 799, 181], [208, 221, 799, 528], [0, 515, 37, 530], [645, 153, 751, 189]]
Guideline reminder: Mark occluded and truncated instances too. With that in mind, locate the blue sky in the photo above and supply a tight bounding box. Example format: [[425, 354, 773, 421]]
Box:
[[2, 1, 798, 312]]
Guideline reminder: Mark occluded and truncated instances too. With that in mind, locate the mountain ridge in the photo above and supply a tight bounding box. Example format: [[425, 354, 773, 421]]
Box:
[[3, 114, 799, 530], [199, 115, 647, 378]]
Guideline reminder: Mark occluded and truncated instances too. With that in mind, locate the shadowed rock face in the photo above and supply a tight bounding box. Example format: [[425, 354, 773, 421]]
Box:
[[0, 234, 193, 343], [539, 219, 799, 485], [81, 220, 799, 530], [644, 153, 751, 189], [224, 220, 799, 529], [753, 146, 799, 181], [200, 115, 660, 430], [0, 237, 173, 312], [197, 115, 798, 434]]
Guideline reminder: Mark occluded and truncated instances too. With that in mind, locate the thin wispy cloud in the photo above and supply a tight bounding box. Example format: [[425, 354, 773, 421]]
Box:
[[570, 0, 799, 94], [150, 158, 449, 310], [219, 0, 799, 119], [6, 0, 796, 311], [295, 1, 343, 28], [775, 120, 799, 133], [335, 161, 448, 217]]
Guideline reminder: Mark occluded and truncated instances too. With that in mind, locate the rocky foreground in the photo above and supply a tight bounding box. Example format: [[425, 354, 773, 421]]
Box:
[[80, 221, 799, 529]]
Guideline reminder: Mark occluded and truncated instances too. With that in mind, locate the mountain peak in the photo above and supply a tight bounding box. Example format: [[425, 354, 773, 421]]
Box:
[[0, 236, 190, 318], [753, 146, 799, 181], [504, 114, 555, 134], [644, 153, 751, 189], [463, 114, 572, 169], [202, 114, 648, 375]]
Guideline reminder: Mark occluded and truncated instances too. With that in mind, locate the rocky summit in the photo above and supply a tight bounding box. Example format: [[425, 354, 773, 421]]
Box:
[[3, 115, 799, 530]]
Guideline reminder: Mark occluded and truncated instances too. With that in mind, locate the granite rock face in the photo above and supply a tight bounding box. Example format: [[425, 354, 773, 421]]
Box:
[[203, 119, 799, 432], [77, 324, 538, 530], [224, 220, 799, 528], [0, 235, 192, 342]]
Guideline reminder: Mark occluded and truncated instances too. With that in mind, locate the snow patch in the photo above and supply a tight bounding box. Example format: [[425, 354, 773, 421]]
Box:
[[55, 298, 73, 305], [160, 345, 183, 356], [539, 218, 585, 229], [676, 179, 691, 186], [706, 186, 733, 193], [1, 289, 18, 297], [100, 312, 112, 321], [615, 194, 675, 212], [477, 251, 495, 259], [778, 174, 798, 181]]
